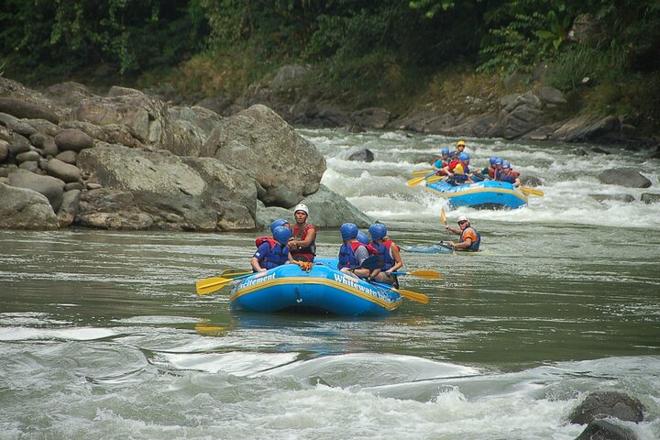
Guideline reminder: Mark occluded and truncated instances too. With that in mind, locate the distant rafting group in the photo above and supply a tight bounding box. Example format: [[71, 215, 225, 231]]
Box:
[[431, 140, 522, 187]]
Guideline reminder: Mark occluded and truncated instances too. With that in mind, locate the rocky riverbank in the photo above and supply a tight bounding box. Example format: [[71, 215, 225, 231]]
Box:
[[0, 77, 371, 231]]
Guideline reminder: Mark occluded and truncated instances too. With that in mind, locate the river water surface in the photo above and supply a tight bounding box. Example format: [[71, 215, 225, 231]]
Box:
[[1, 130, 659, 439]]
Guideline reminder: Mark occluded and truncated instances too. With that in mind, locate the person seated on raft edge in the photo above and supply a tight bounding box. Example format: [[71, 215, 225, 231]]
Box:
[[337, 223, 372, 279], [251, 224, 305, 273], [495, 160, 522, 187], [443, 152, 474, 186], [288, 203, 317, 263], [477, 156, 501, 181], [445, 215, 481, 252], [367, 223, 404, 288], [432, 147, 452, 176], [453, 139, 467, 159]]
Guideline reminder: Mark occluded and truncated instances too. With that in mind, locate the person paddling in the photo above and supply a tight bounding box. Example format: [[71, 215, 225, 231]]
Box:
[[368, 223, 404, 287], [445, 215, 480, 251], [251, 225, 296, 272]]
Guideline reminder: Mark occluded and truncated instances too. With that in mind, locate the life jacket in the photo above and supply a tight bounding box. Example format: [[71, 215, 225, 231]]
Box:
[[460, 227, 481, 252], [338, 241, 364, 269], [372, 239, 398, 271], [254, 236, 290, 269], [291, 223, 316, 262]]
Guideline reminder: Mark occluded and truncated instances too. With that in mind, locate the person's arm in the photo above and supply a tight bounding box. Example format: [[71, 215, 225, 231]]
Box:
[[445, 225, 461, 235], [451, 237, 472, 250], [251, 256, 266, 272], [385, 244, 403, 274]]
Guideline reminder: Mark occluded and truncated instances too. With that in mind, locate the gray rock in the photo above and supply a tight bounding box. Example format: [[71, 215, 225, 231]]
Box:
[[591, 194, 635, 203], [54, 128, 94, 152], [537, 86, 567, 105], [32, 134, 58, 157], [202, 104, 326, 207], [47, 158, 82, 183], [297, 184, 373, 228], [0, 112, 37, 137], [18, 161, 40, 173], [0, 182, 59, 229], [8, 133, 31, 155], [0, 97, 59, 123], [16, 150, 41, 163], [64, 182, 84, 191], [641, 193, 660, 204], [55, 150, 77, 164], [60, 120, 144, 149], [597, 169, 651, 188], [351, 107, 391, 129], [44, 81, 95, 108], [57, 189, 81, 227], [552, 115, 621, 143], [575, 420, 638, 440], [25, 118, 60, 137], [569, 391, 644, 425], [0, 141, 8, 162], [195, 95, 234, 116], [8, 169, 65, 211], [344, 148, 375, 162], [521, 176, 544, 187], [270, 64, 310, 93], [76, 188, 154, 230]]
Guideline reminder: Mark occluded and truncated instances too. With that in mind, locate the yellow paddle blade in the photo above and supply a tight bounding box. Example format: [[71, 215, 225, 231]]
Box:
[[427, 175, 444, 184], [394, 288, 430, 304], [408, 269, 443, 280], [520, 186, 544, 197], [406, 175, 429, 187], [411, 168, 435, 177], [195, 276, 234, 295], [440, 207, 447, 225]]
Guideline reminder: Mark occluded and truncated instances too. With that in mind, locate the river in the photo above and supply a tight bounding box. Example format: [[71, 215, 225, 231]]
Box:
[[1, 129, 659, 439]]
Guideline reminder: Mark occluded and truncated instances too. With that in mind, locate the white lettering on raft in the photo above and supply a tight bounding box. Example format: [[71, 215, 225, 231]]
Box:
[[333, 273, 389, 299], [238, 273, 276, 289]]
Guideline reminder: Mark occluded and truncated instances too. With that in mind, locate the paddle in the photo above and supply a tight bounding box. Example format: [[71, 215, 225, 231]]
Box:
[[440, 207, 447, 226], [407, 169, 440, 187], [520, 186, 544, 197], [196, 272, 252, 296], [372, 281, 429, 304], [391, 269, 442, 280], [426, 175, 446, 184], [411, 168, 435, 177]]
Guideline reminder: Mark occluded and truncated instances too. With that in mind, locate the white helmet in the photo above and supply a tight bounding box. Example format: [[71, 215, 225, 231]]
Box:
[[293, 203, 309, 216], [457, 215, 469, 223]]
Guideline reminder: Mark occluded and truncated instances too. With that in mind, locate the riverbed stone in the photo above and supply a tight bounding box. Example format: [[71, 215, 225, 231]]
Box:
[[16, 150, 41, 163], [47, 158, 82, 183], [0, 97, 59, 124], [76, 188, 154, 230], [597, 169, 651, 188], [641, 193, 660, 204], [18, 161, 40, 173], [591, 194, 635, 203], [575, 420, 638, 440], [55, 128, 94, 152], [8, 168, 65, 211], [8, 133, 31, 155], [0, 112, 37, 137], [569, 391, 644, 425], [351, 107, 391, 129], [345, 147, 375, 162], [0, 182, 58, 229], [55, 150, 77, 164], [0, 141, 8, 162]]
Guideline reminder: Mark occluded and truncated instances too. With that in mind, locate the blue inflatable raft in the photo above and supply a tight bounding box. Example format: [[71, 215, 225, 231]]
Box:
[[426, 180, 527, 209], [229, 260, 402, 316]]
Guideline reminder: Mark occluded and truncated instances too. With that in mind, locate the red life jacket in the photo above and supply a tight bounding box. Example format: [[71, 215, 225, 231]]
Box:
[[291, 223, 316, 262]]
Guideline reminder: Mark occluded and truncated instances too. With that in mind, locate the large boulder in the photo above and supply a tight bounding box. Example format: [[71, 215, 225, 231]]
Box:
[[0, 182, 58, 229], [296, 184, 373, 228], [351, 107, 391, 129], [202, 104, 326, 207], [77, 144, 257, 231], [575, 420, 638, 440], [54, 128, 94, 152], [597, 169, 652, 188], [0, 97, 59, 124], [569, 391, 645, 425], [7, 169, 65, 211]]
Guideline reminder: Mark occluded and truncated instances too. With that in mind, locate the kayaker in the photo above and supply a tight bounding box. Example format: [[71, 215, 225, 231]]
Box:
[[288, 203, 317, 262], [251, 225, 296, 272], [337, 223, 371, 279], [368, 223, 404, 287], [445, 215, 480, 251]]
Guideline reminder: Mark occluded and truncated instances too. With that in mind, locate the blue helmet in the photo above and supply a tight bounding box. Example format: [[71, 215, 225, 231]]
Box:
[[356, 231, 370, 245], [440, 147, 450, 156], [270, 218, 289, 234], [458, 152, 470, 162], [489, 156, 499, 166], [494, 158, 503, 166], [502, 160, 511, 169], [273, 225, 292, 245], [368, 223, 387, 241], [340, 223, 358, 241]]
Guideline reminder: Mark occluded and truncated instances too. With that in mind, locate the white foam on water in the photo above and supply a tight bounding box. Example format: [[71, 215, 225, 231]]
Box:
[[0, 327, 116, 341], [159, 351, 299, 376]]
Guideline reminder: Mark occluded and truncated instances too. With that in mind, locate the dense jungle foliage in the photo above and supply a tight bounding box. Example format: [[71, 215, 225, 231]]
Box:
[[1, 0, 658, 132]]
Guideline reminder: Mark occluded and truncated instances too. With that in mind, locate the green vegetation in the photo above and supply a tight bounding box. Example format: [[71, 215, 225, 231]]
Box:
[[1, 0, 658, 133]]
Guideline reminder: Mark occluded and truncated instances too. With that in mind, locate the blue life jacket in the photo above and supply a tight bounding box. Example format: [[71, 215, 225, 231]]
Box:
[[254, 237, 289, 269], [338, 241, 363, 269], [372, 239, 397, 270], [460, 227, 481, 251]]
